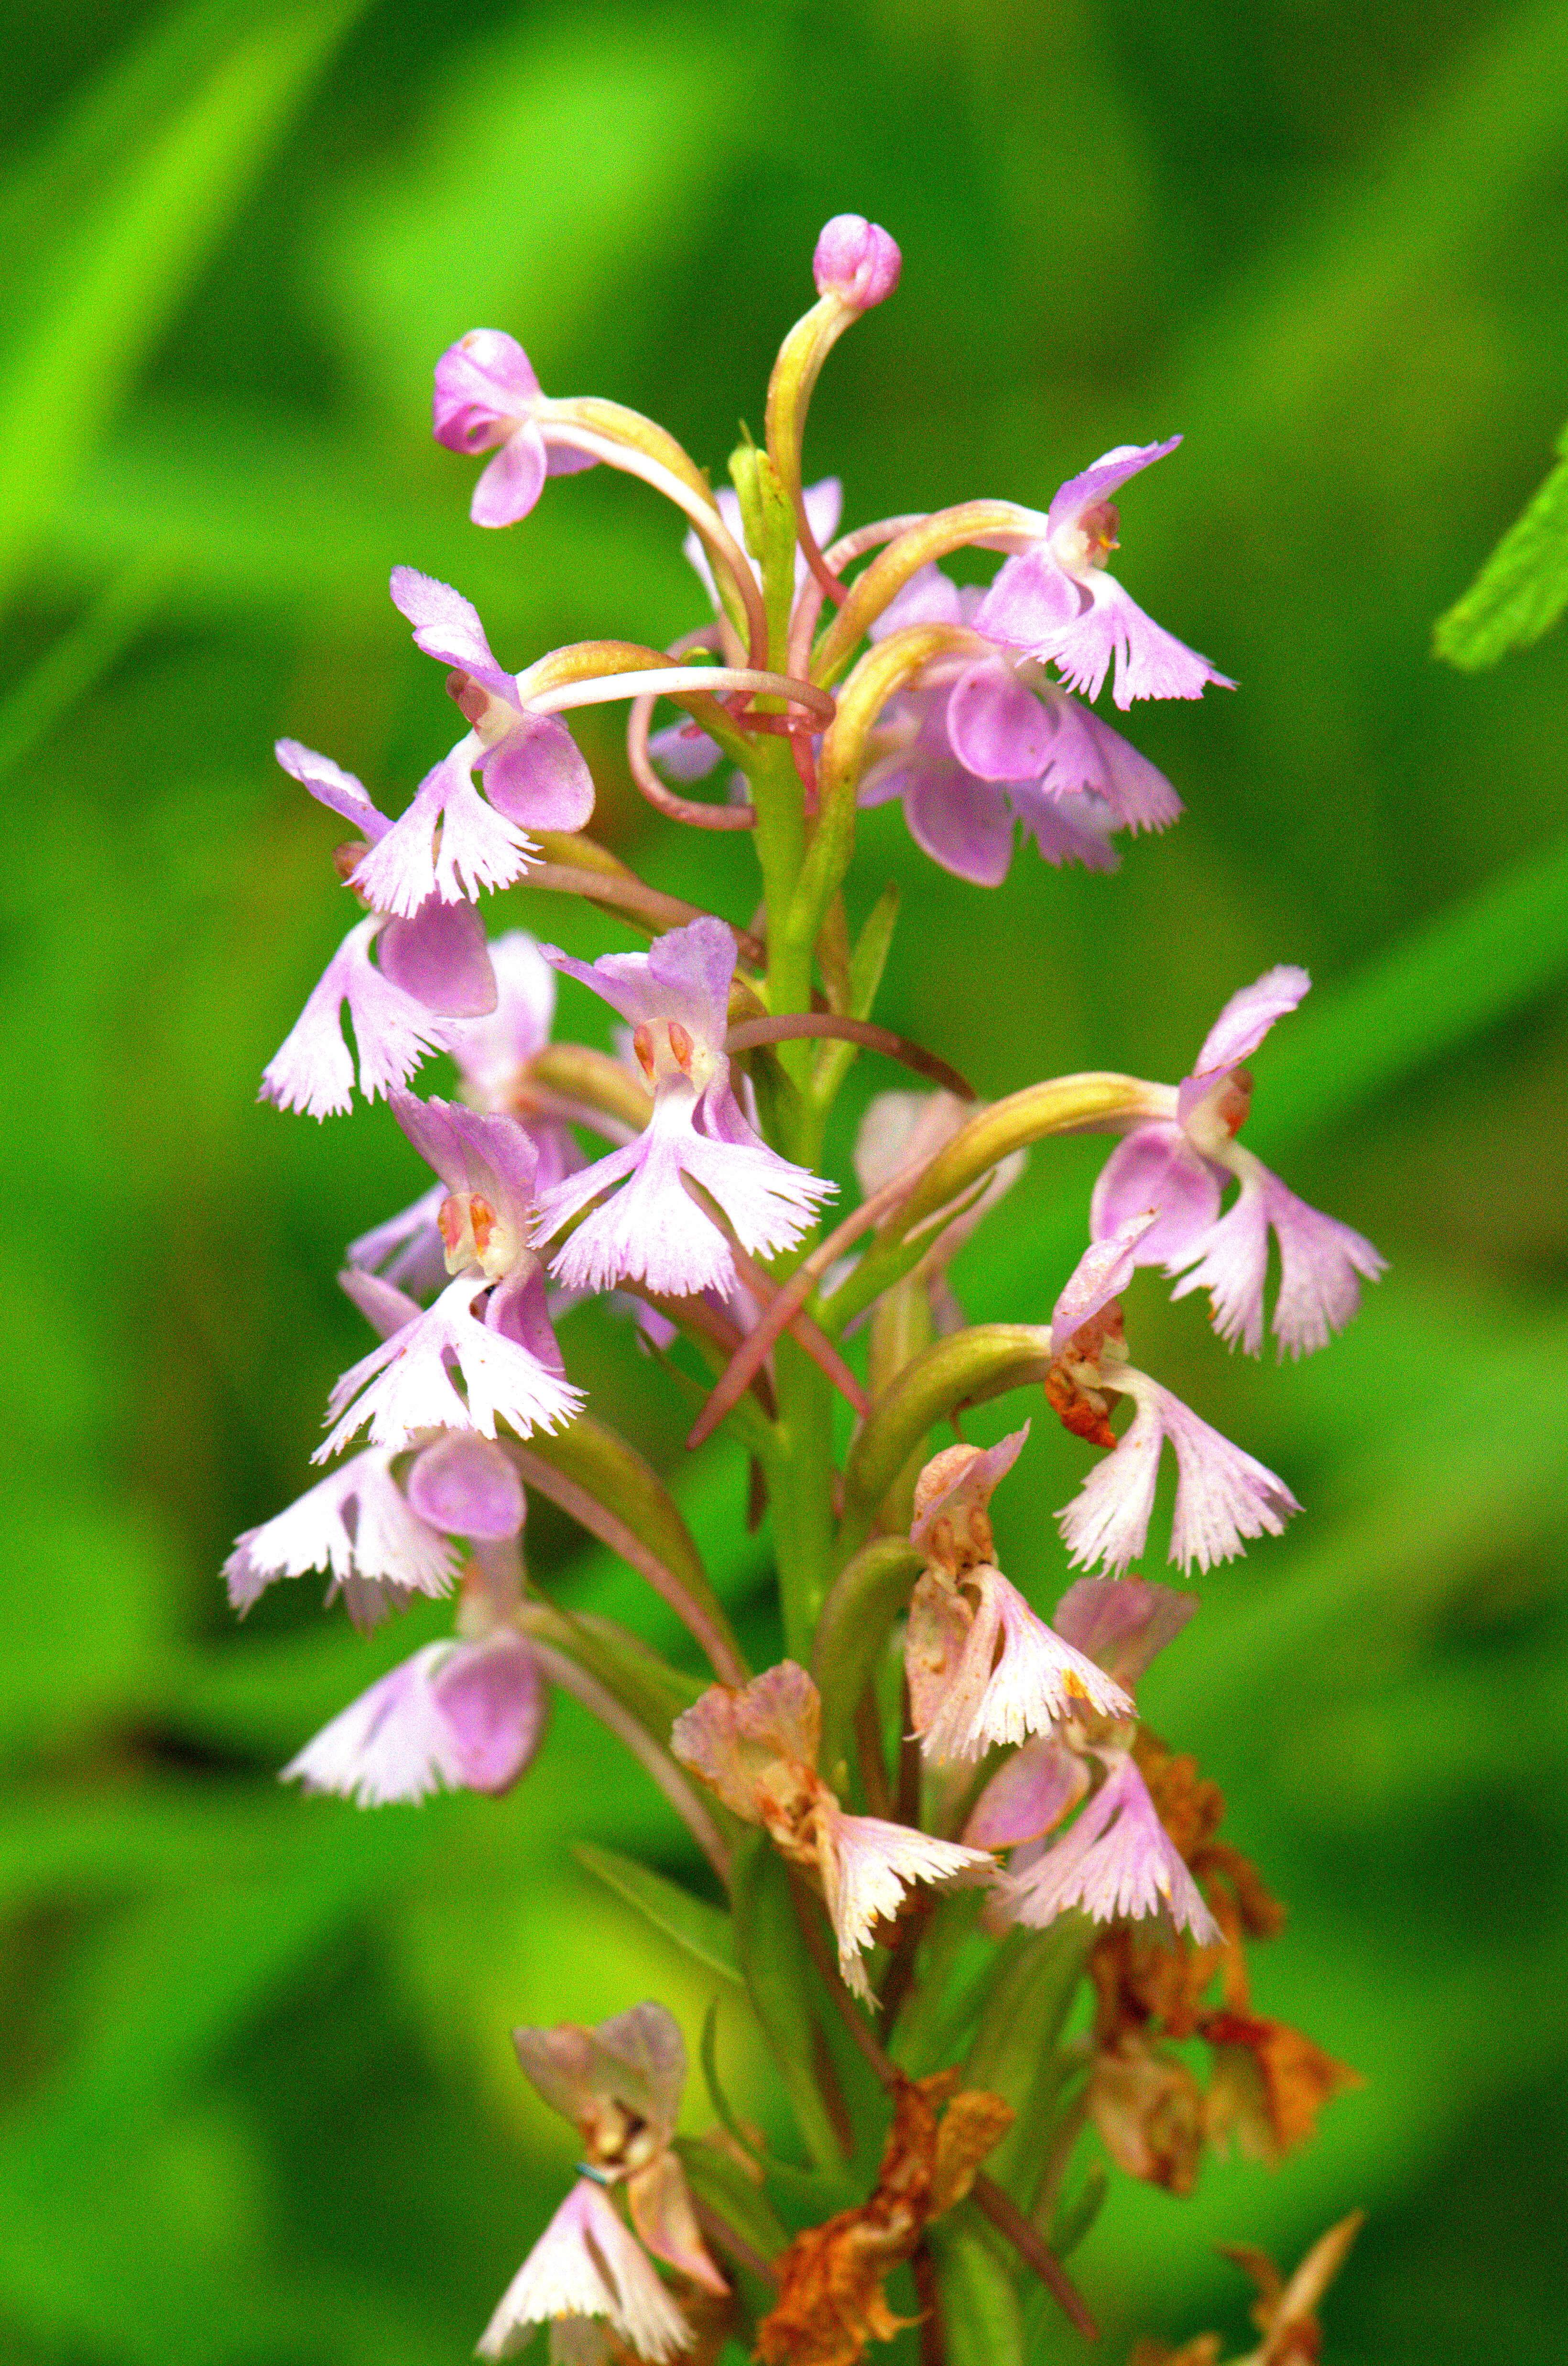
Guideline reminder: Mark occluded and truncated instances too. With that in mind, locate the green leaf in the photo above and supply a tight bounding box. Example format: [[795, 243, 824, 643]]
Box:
[[574, 1842, 741, 1984], [926, 2212, 1024, 2366], [963, 1920, 1093, 2200], [730, 1835, 844, 2171], [1048, 2161, 1108, 2261], [1435, 420, 1568, 667], [811, 1536, 922, 1778], [0, 0, 370, 610]]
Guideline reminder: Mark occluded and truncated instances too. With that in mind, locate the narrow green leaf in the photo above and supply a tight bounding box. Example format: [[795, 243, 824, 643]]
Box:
[[675, 2126, 790, 2270], [926, 2213, 1024, 2366], [1435, 420, 1568, 667], [574, 1842, 741, 1984], [811, 1536, 922, 1777], [964, 1918, 1093, 2196], [1048, 2161, 1108, 2261], [812, 883, 903, 1106], [0, 0, 369, 608], [730, 1835, 844, 2169]]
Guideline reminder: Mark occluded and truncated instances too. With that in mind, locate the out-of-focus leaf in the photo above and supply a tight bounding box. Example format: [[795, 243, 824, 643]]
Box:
[[0, 0, 369, 609], [730, 1835, 843, 2171], [927, 2211, 1024, 2366], [0, 561, 168, 775], [33, 398, 690, 642], [1254, 826, 1568, 1155], [964, 1921, 1091, 2204], [316, 12, 761, 421], [1049, 2160, 1109, 2260], [1434, 420, 1568, 667], [575, 1841, 741, 1984]]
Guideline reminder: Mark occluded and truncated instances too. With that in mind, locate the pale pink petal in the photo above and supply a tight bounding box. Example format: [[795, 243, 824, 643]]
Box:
[[1045, 438, 1183, 542], [405, 1433, 525, 1538], [901, 753, 1016, 886], [349, 743, 532, 917], [1011, 787, 1122, 872], [224, 1449, 457, 1619], [963, 1733, 1089, 1850], [317, 1273, 581, 1459], [918, 1571, 1132, 1762], [274, 738, 388, 839], [389, 565, 508, 688], [946, 659, 1055, 779], [647, 717, 723, 780], [1003, 1753, 1219, 1941], [449, 930, 557, 1106], [260, 917, 452, 1119], [1034, 692, 1183, 832], [545, 915, 735, 1043], [1091, 1125, 1221, 1268], [282, 1643, 467, 1806], [481, 712, 596, 835], [1047, 572, 1232, 709], [970, 543, 1084, 652], [628, 2152, 727, 2292], [802, 475, 845, 553], [432, 329, 541, 452], [817, 1800, 993, 1999], [540, 1126, 734, 1299], [1052, 1577, 1198, 1686], [472, 424, 549, 526], [478, 2179, 690, 2363], [347, 1181, 446, 1285], [430, 1632, 546, 1794], [678, 1121, 834, 1260], [377, 895, 497, 1016], [867, 561, 965, 639], [1183, 964, 1311, 1108], [1263, 1170, 1386, 1357], [1050, 1211, 1161, 1356]]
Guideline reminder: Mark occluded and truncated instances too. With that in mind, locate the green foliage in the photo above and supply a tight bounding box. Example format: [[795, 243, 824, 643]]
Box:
[[1435, 421, 1568, 668], [574, 1842, 741, 1983], [4, 1, 1568, 2361]]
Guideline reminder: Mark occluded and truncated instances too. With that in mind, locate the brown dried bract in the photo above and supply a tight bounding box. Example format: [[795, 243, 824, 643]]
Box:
[[755, 2074, 1013, 2366], [1202, 2014, 1363, 2163]]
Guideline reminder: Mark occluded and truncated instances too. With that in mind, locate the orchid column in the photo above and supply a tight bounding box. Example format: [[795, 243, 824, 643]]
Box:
[[237, 213, 1376, 2365]]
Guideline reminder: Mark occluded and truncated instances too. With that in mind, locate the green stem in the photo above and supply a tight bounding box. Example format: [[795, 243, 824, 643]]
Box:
[[771, 1335, 838, 1663]]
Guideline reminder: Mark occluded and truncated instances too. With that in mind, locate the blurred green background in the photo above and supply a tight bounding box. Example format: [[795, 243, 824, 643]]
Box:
[[1, 0, 1566, 2358]]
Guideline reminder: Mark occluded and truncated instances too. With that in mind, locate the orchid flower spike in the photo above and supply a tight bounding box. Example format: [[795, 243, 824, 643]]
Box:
[[531, 917, 835, 1300], [342, 570, 597, 921], [905, 1426, 1133, 1763], [973, 439, 1234, 708], [509, 2004, 725, 2295], [433, 329, 600, 528], [259, 740, 499, 1117], [1091, 966, 1387, 1356], [859, 566, 1181, 886], [671, 1662, 992, 2001], [1046, 1216, 1300, 1575], [319, 1093, 582, 1458]]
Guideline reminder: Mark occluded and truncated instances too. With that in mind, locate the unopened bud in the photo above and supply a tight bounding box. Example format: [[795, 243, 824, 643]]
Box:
[[812, 215, 902, 310]]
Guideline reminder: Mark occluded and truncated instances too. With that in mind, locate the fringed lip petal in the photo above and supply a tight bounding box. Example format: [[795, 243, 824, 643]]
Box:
[[1001, 1753, 1220, 1942], [223, 1449, 458, 1620], [1056, 1367, 1299, 1575], [816, 1800, 995, 2000], [915, 1569, 1132, 1763], [259, 915, 456, 1119], [1042, 572, 1233, 709], [316, 1272, 581, 1459], [476, 2178, 691, 2363]]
